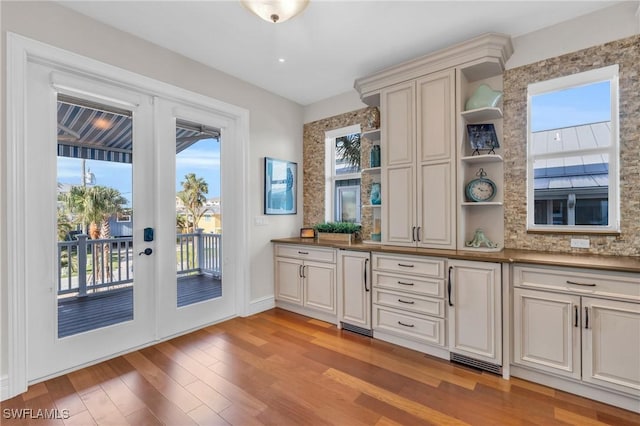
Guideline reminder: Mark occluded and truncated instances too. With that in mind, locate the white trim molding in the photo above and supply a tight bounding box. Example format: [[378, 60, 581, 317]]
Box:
[[246, 296, 276, 317], [4, 32, 251, 400]]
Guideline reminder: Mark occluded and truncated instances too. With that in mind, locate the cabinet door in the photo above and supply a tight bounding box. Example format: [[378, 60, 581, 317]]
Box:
[[417, 161, 455, 249], [382, 165, 415, 246], [448, 260, 501, 364], [381, 81, 415, 167], [338, 251, 371, 329], [513, 288, 581, 380], [275, 257, 303, 305], [304, 261, 337, 314], [416, 69, 455, 163], [582, 297, 640, 394]]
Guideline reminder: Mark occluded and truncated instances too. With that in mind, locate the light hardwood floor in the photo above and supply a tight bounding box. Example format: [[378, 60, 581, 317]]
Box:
[[3, 308, 640, 425]]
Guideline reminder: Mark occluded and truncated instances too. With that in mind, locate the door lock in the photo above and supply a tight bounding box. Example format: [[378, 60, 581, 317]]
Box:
[[139, 248, 153, 256]]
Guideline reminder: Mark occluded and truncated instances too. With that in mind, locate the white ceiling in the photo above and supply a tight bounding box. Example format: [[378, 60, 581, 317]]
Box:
[[58, 1, 622, 106]]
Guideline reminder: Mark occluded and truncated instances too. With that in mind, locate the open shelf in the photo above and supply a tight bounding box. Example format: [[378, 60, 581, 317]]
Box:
[[460, 246, 503, 253], [361, 128, 380, 143], [461, 201, 503, 206], [362, 204, 382, 208], [460, 154, 503, 164], [361, 166, 381, 173], [461, 107, 502, 122]]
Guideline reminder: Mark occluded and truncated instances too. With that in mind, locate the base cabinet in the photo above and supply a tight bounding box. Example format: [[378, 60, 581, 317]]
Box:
[[513, 264, 640, 404], [337, 250, 371, 331], [448, 260, 502, 366], [274, 245, 337, 322]]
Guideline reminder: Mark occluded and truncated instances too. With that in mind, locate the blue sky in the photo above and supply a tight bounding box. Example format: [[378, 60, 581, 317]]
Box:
[[57, 138, 220, 206], [530, 80, 610, 132]]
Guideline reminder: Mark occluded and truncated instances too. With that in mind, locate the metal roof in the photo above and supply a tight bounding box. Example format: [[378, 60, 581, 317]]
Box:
[[57, 97, 219, 163], [532, 122, 610, 191]]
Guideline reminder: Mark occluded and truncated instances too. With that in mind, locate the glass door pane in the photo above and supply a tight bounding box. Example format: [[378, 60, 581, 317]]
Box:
[[56, 95, 134, 337], [175, 120, 222, 307]]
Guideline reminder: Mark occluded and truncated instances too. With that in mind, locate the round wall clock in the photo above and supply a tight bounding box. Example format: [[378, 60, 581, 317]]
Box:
[[466, 168, 496, 202]]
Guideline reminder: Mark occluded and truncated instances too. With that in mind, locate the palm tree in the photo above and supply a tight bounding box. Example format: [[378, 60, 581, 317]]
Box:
[[177, 173, 209, 233], [61, 185, 127, 282], [336, 133, 361, 172]]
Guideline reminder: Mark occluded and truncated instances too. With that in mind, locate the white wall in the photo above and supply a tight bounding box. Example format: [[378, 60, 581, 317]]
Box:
[[0, 1, 303, 381], [507, 1, 640, 69], [303, 90, 366, 124]]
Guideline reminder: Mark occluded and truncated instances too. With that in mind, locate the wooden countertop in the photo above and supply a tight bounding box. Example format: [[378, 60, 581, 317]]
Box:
[[271, 237, 640, 274]]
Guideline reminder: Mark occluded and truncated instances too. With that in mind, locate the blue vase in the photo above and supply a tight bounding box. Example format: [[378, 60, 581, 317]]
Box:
[[369, 145, 380, 168], [370, 183, 381, 205]]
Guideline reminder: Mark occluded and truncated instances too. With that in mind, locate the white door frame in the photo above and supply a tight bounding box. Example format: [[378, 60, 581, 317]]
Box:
[[5, 32, 251, 399]]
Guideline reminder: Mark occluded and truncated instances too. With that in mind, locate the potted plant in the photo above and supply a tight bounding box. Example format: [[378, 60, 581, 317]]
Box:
[[314, 221, 361, 244]]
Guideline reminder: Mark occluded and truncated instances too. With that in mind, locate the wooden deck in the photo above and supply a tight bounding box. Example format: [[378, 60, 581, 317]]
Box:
[[58, 274, 222, 338]]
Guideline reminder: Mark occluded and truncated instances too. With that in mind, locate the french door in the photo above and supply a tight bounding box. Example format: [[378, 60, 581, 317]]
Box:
[[24, 62, 234, 382]]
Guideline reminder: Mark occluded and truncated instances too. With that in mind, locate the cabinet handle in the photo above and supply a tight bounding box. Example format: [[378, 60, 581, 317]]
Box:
[[397, 281, 414, 286], [447, 266, 454, 307], [574, 305, 578, 328], [398, 263, 414, 268], [416, 226, 421, 242], [302, 265, 307, 279], [299, 265, 303, 278], [584, 307, 589, 329], [364, 258, 370, 292], [567, 280, 596, 287], [397, 299, 415, 305], [412, 226, 416, 242], [298, 251, 309, 255], [397, 321, 415, 328]]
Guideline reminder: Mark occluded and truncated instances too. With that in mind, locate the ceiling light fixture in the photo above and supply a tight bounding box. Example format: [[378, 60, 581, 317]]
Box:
[[241, 0, 309, 24]]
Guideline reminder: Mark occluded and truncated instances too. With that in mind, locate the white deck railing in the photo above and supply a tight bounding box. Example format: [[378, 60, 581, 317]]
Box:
[[58, 229, 221, 297]]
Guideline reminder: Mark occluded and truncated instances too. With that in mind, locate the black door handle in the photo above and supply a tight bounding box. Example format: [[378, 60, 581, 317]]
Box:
[[364, 258, 369, 292], [447, 266, 453, 307], [138, 248, 153, 256]]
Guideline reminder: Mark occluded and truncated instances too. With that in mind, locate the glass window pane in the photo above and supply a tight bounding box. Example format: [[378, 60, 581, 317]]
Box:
[[56, 95, 133, 337], [335, 133, 361, 175], [175, 121, 222, 307]]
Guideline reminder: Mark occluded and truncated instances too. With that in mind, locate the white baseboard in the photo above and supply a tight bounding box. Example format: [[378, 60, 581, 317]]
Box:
[[245, 296, 275, 316], [1, 374, 9, 401]]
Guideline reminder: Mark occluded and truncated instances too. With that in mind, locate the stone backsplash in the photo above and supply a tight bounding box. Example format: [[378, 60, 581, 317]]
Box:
[[503, 34, 640, 256], [303, 106, 379, 238]]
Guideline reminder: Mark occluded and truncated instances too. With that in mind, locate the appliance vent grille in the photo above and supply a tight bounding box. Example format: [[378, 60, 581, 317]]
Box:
[[450, 353, 502, 375], [341, 322, 373, 337]]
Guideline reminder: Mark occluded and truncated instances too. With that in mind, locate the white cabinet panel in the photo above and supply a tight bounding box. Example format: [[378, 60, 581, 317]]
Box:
[[582, 297, 640, 393], [382, 81, 415, 167], [275, 257, 303, 305], [513, 288, 581, 380], [373, 305, 445, 346], [448, 260, 501, 364], [338, 251, 371, 330], [418, 161, 455, 248], [383, 165, 415, 245], [304, 261, 336, 315], [417, 70, 455, 163]]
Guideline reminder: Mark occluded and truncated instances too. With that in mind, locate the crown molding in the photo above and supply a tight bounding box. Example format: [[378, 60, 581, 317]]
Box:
[[354, 33, 514, 104]]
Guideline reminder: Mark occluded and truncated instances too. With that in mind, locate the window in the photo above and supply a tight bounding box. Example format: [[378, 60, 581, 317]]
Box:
[[324, 125, 362, 223], [527, 65, 619, 233]]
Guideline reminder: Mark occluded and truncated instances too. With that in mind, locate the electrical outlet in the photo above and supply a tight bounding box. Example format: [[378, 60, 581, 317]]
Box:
[[570, 238, 590, 248], [254, 216, 269, 226]]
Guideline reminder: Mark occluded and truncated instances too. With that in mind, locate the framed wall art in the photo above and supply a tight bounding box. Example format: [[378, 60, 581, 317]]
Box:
[[264, 157, 297, 215], [467, 123, 500, 155]]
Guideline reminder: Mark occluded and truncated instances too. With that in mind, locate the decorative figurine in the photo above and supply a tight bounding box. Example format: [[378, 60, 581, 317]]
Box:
[[465, 228, 499, 249]]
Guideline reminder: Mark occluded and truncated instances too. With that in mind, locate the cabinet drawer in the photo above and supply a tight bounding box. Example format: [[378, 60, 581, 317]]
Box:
[[275, 244, 336, 263], [514, 265, 640, 302], [373, 272, 444, 298], [372, 253, 445, 278], [373, 306, 445, 346], [373, 288, 445, 317]]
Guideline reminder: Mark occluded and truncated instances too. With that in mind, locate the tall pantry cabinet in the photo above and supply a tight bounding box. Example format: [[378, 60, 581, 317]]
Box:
[[381, 70, 456, 249], [358, 33, 513, 250]]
